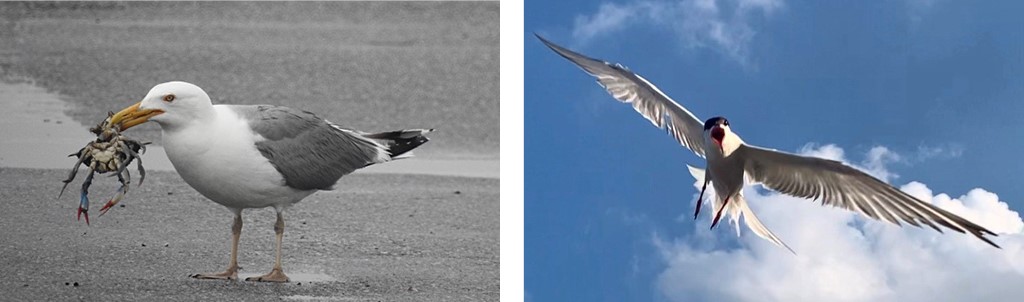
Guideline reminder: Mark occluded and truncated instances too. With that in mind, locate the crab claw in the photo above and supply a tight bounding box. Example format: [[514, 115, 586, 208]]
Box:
[[77, 171, 94, 225], [98, 202, 114, 216], [77, 207, 90, 226], [99, 184, 126, 216]]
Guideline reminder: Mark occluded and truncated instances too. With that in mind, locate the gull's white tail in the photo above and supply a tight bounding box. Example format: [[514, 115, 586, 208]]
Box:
[[686, 165, 794, 253]]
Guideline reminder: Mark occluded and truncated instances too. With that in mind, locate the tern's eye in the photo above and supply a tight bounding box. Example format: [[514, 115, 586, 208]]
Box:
[[163, 94, 176, 102], [723, 120, 730, 126]]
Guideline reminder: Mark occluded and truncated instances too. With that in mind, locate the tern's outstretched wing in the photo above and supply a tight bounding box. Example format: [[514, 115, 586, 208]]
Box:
[[537, 34, 709, 158], [736, 144, 1000, 248]]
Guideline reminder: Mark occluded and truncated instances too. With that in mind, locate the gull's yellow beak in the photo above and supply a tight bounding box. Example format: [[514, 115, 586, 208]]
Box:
[[109, 102, 163, 130]]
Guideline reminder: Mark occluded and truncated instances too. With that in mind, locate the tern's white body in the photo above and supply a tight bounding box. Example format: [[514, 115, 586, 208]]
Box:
[[704, 127, 745, 200]]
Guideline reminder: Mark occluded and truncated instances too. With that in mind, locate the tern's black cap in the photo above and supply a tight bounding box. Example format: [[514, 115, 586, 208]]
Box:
[[703, 116, 729, 130]]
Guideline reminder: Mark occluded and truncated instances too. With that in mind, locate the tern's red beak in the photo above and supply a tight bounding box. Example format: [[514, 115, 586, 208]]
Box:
[[711, 126, 725, 149]]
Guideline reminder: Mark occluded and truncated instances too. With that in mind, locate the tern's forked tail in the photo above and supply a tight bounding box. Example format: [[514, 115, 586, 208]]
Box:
[[687, 165, 795, 254], [732, 194, 795, 254]]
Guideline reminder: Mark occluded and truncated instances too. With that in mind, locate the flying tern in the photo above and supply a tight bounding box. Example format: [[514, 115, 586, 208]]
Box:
[[536, 34, 999, 250]]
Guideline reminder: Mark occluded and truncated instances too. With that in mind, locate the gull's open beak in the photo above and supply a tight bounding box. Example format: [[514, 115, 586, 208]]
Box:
[[109, 102, 163, 130]]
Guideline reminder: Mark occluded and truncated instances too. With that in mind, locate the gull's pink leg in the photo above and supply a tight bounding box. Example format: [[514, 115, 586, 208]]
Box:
[[191, 212, 242, 280]]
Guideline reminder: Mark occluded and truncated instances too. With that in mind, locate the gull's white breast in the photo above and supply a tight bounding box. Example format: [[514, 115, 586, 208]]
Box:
[[160, 105, 313, 209]]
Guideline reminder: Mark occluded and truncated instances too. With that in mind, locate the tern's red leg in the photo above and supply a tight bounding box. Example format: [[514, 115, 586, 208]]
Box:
[[710, 196, 731, 229], [695, 179, 709, 219]]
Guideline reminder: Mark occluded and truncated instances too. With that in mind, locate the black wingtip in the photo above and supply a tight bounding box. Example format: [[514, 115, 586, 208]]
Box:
[[365, 129, 432, 159], [973, 231, 1001, 249], [534, 34, 576, 59], [534, 33, 559, 50], [981, 237, 1001, 249]]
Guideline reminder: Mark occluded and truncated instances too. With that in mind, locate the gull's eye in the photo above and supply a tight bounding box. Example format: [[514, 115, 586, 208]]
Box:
[[163, 94, 176, 102]]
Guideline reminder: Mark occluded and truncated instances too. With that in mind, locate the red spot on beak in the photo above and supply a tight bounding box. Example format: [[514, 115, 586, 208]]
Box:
[[711, 126, 725, 148]]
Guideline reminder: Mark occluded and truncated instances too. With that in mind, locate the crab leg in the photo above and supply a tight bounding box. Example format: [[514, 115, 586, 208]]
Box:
[[137, 156, 146, 187], [78, 168, 95, 225], [99, 171, 129, 216], [119, 141, 146, 186], [119, 161, 132, 186], [111, 151, 131, 178], [59, 149, 89, 198]]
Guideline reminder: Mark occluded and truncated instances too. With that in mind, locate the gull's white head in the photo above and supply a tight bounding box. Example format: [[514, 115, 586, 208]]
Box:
[[109, 81, 213, 130], [703, 116, 741, 156]]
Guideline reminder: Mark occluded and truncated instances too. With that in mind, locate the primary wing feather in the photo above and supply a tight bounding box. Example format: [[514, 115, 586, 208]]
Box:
[[736, 144, 1000, 248], [537, 34, 709, 158]]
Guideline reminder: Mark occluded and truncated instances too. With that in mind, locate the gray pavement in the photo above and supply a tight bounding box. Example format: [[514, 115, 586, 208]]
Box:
[[0, 168, 498, 301]]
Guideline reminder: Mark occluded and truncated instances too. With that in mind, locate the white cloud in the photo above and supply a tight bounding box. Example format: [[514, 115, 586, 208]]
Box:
[[571, 2, 649, 43], [655, 144, 1024, 302], [570, 0, 784, 68], [913, 144, 963, 162]]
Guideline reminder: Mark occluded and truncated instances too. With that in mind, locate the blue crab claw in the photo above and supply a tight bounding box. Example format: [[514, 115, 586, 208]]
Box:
[[78, 195, 90, 226], [99, 184, 127, 216], [77, 170, 95, 225], [77, 207, 90, 225]]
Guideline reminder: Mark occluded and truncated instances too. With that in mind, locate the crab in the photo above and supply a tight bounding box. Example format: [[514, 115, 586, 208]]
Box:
[[59, 112, 149, 225]]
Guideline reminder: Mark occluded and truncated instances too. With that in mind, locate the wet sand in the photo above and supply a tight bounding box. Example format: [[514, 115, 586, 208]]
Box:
[[0, 168, 498, 301]]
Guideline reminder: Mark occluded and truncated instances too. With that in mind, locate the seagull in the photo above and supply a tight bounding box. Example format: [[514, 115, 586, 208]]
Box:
[[536, 34, 999, 251], [108, 81, 433, 282]]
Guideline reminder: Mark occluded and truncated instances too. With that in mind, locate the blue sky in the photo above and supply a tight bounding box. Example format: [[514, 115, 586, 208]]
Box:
[[525, 1, 1024, 301]]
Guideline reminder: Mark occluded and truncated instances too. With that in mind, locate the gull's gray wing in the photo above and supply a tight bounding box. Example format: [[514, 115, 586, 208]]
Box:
[[736, 144, 999, 248], [537, 34, 709, 158], [228, 105, 388, 191]]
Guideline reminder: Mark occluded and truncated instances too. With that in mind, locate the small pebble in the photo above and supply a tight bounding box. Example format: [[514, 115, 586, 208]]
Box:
[[167, 192, 174, 195], [141, 243, 146, 247], [73, 282, 79, 287], [119, 204, 125, 208], [65, 282, 69, 286], [301, 221, 306, 225], [43, 119, 50, 122], [55, 121, 63, 124], [454, 190, 461, 195], [164, 243, 169, 247]]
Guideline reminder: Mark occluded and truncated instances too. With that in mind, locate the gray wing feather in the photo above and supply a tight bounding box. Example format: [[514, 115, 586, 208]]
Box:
[[230, 105, 386, 191], [537, 34, 709, 158], [736, 144, 999, 248]]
